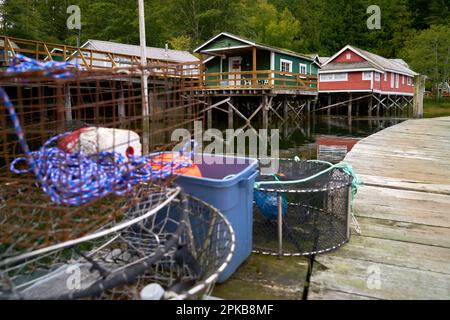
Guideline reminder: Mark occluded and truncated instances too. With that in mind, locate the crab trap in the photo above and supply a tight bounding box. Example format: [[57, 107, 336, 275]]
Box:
[[253, 159, 358, 256], [0, 55, 227, 299], [0, 187, 235, 300]]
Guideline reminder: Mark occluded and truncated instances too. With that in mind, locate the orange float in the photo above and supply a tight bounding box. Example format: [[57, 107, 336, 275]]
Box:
[[149, 153, 202, 178]]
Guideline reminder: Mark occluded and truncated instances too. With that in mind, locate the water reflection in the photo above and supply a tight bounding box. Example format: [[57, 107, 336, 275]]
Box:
[[279, 116, 407, 159]]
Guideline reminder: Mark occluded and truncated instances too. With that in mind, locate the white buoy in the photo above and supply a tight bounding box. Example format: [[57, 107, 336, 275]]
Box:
[[59, 127, 142, 158], [140, 283, 165, 300]]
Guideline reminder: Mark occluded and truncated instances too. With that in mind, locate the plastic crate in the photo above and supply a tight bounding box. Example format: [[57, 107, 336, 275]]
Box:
[[175, 154, 259, 283]]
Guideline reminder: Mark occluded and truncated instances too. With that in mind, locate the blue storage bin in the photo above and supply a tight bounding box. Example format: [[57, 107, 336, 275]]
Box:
[[175, 154, 259, 283]]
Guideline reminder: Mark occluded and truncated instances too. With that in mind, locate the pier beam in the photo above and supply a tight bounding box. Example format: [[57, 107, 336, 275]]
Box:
[[228, 98, 234, 129], [64, 85, 72, 122], [262, 96, 269, 129], [327, 95, 332, 116], [348, 94, 353, 118], [207, 97, 213, 129], [368, 95, 373, 118], [118, 88, 125, 124]]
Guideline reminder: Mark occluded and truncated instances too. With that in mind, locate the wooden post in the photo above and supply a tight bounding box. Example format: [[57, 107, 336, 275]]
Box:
[[207, 97, 213, 129], [228, 97, 234, 129], [262, 96, 269, 129], [327, 95, 332, 116], [252, 46, 257, 86], [413, 75, 426, 119], [118, 88, 126, 123], [199, 53, 205, 88], [356, 99, 360, 117], [283, 96, 288, 121], [348, 93, 353, 118], [64, 85, 72, 121], [56, 86, 65, 133], [368, 94, 373, 118], [376, 94, 381, 117]]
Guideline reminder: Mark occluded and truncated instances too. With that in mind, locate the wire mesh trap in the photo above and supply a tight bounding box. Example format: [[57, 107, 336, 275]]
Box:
[[0, 187, 235, 300], [0, 56, 204, 261], [253, 159, 354, 256]]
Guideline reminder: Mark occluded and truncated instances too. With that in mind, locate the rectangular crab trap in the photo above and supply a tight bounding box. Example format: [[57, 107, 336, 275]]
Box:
[[0, 55, 217, 299], [253, 159, 359, 257]]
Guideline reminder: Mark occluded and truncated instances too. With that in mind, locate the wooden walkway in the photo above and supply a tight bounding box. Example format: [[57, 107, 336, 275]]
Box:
[[309, 117, 450, 300]]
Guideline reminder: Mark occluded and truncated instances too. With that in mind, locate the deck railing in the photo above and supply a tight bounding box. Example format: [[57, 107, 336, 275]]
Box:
[[0, 36, 318, 92], [0, 35, 201, 72], [202, 70, 318, 91]]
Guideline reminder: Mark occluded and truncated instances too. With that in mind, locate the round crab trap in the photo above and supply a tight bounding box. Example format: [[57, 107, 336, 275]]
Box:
[[0, 187, 235, 300], [253, 159, 358, 257]]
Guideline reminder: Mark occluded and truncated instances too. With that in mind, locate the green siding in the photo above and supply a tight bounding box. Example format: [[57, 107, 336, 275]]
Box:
[[274, 52, 318, 87], [202, 42, 318, 89], [203, 35, 249, 51]]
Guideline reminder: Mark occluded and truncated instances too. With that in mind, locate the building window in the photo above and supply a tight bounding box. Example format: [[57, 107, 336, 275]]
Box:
[[407, 77, 413, 86], [319, 73, 348, 82], [280, 59, 293, 74], [384, 72, 387, 82], [375, 72, 381, 81], [402, 75, 405, 85], [395, 74, 400, 88], [362, 71, 372, 80], [391, 73, 395, 88], [346, 53, 351, 60], [299, 63, 308, 75]]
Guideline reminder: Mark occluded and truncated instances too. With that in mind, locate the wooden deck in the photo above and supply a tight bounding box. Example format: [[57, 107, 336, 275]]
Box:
[[309, 117, 450, 300]]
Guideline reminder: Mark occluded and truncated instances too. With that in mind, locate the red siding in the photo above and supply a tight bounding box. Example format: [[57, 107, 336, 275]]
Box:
[[333, 49, 366, 63], [373, 72, 414, 94], [319, 70, 414, 94], [319, 71, 371, 91]]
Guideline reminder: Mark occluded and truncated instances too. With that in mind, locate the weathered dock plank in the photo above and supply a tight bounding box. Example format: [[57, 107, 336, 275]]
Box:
[[309, 117, 450, 300], [213, 254, 309, 300]]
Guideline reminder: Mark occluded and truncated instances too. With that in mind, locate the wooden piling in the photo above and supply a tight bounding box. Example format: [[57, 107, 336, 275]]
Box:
[[228, 98, 234, 129], [413, 75, 426, 119], [64, 85, 72, 121], [327, 95, 332, 116], [262, 96, 269, 129]]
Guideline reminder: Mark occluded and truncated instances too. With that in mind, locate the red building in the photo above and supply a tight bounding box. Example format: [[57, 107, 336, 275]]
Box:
[[318, 45, 418, 116]]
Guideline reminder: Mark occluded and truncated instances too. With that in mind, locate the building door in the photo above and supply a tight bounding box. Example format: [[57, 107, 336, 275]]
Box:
[[228, 57, 242, 86]]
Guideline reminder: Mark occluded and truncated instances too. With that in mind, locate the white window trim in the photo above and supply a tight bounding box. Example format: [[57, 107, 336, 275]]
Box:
[[395, 74, 400, 88], [390, 72, 395, 88], [280, 58, 293, 76], [384, 72, 387, 82], [375, 72, 381, 82], [320, 73, 348, 82], [362, 71, 373, 81], [402, 75, 405, 85], [346, 53, 351, 60], [299, 63, 308, 75]]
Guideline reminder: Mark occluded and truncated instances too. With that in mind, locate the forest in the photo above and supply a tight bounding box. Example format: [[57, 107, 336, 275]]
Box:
[[0, 0, 449, 93]]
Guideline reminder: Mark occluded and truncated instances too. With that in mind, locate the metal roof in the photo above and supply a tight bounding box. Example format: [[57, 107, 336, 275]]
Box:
[[320, 61, 374, 72], [322, 45, 417, 76], [194, 32, 317, 64], [83, 39, 199, 63]]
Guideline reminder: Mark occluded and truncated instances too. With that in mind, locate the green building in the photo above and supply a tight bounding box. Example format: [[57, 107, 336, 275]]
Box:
[[194, 32, 320, 95]]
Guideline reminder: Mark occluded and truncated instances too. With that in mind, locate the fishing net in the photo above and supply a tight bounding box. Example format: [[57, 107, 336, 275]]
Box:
[[253, 159, 354, 256], [0, 188, 234, 300]]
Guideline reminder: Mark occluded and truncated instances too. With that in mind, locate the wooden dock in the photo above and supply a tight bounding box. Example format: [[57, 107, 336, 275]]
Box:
[[309, 117, 450, 300]]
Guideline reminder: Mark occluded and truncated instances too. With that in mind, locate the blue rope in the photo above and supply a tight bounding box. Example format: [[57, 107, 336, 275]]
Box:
[[7, 53, 82, 78], [0, 54, 195, 206]]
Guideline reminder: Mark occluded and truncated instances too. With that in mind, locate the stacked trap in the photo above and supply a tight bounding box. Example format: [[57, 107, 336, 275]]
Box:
[[0, 55, 235, 300], [253, 159, 356, 256]]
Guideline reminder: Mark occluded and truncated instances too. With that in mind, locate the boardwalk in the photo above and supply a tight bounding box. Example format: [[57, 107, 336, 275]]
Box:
[[309, 117, 450, 300]]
